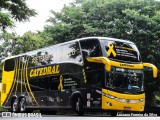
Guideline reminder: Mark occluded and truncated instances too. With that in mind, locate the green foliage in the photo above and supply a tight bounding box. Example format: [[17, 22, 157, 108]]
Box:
[[16, 31, 45, 54], [0, 13, 14, 29], [0, 32, 17, 57], [0, 0, 37, 30], [0, 106, 6, 112], [0, 31, 45, 57]]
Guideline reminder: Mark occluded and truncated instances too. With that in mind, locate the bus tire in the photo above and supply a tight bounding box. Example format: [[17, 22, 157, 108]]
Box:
[[19, 98, 26, 113], [72, 95, 84, 116], [11, 98, 19, 113]]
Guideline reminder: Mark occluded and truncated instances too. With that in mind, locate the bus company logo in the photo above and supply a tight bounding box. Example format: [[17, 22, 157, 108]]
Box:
[[2, 112, 11, 117], [30, 65, 60, 77], [120, 63, 134, 68], [2, 112, 42, 118], [107, 42, 117, 57]]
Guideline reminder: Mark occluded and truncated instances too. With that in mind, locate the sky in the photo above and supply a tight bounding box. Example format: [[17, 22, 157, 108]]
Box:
[[12, 0, 73, 36]]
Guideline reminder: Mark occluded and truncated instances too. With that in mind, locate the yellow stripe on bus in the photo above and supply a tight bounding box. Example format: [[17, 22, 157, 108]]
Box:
[[25, 57, 39, 106], [15, 58, 21, 94], [23, 56, 34, 106]]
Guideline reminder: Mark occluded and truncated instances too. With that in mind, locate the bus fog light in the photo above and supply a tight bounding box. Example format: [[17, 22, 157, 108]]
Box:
[[107, 102, 112, 106]]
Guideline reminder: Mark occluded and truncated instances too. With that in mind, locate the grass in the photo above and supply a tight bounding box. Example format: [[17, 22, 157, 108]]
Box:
[[0, 106, 6, 112]]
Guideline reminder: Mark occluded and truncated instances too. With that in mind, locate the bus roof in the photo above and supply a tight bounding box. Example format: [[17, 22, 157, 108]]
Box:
[[2, 37, 134, 61], [77, 37, 134, 44]]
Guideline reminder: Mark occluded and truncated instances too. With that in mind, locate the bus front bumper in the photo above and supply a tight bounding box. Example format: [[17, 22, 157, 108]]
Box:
[[102, 89, 145, 112]]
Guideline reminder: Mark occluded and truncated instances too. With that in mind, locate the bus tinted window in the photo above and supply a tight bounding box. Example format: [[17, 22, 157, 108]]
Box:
[[49, 76, 59, 90], [101, 40, 142, 62], [4, 59, 15, 71], [62, 42, 82, 62], [80, 39, 102, 58]]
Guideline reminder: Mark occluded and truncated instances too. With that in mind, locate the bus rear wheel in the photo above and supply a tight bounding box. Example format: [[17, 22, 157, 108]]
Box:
[[11, 99, 19, 113], [19, 98, 26, 113]]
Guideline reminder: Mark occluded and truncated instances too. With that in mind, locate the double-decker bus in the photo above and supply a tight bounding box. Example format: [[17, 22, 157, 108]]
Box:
[[0, 37, 158, 115]]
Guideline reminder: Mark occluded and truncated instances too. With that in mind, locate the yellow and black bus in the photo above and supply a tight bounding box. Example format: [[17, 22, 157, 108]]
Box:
[[0, 37, 158, 115]]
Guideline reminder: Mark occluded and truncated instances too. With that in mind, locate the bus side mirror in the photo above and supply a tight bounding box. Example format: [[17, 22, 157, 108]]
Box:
[[86, 57, 111, 71], [143, 63, 158, 78]]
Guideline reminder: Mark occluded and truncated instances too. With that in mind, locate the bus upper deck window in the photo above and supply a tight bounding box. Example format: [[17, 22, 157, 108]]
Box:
[[80, 39, 102, 58], [4, 59, 15, 71]]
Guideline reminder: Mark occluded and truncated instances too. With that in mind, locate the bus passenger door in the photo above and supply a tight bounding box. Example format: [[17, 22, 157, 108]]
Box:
[[80, 39, 104, 108]]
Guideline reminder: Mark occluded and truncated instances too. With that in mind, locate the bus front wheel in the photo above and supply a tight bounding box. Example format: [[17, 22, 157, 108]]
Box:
[[72, 96, 84, 116]]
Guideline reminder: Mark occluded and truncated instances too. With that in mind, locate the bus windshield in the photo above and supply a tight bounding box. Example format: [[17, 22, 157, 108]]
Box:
[[100, 39, 144, 94], [101, 39, 142, 63], [106, 67, 144, 94]]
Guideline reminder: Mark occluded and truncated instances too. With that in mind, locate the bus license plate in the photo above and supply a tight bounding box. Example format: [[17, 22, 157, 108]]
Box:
[[124, 107, 131, 111]]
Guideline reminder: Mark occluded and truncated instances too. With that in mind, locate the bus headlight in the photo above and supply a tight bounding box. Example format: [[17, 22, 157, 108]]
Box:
[[103, 92, 115, 99], [139, 98, 145, 102], [115, 68, 125, 72]]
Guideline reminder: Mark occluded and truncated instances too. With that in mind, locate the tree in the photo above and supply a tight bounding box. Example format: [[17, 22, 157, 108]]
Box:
[[44, 0, 160, 108], [15, 31, 46, 54], [0, 0, 37, 31], [0, 31, 45, 58], [0, 32, 17, 57]]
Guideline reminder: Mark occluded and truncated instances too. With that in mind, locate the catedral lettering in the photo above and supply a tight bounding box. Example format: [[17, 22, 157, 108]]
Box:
[[0, 37, 158, 116], [30, 65, 60, 77]]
